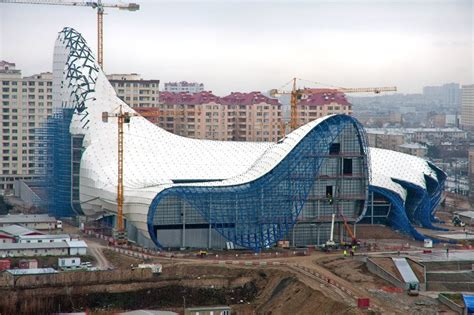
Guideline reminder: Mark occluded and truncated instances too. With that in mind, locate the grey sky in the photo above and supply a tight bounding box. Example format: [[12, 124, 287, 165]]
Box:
[[1, 0, 473, 95]]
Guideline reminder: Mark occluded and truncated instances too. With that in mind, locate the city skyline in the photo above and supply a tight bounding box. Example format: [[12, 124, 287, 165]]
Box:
[[1, 0, 473, 95]]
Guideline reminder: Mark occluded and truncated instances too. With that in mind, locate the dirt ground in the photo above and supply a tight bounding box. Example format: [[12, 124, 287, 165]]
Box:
[[314, 254, 452, 315], [357, 224, 412, 241], [254, 275, 357, 315], [102, 248, 142, 269]]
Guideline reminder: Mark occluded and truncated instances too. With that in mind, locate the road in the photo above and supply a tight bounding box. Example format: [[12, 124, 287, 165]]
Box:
[[86, 239, 113, 269]]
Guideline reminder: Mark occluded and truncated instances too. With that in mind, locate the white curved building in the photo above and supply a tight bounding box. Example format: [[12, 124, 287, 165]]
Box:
[[43, 28, 445, 250]]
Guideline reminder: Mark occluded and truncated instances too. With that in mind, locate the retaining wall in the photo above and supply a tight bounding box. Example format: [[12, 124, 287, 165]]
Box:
[[0, 268, 154, 289], [429, 281, 474, 292], [366, 258, 406, 290], [423, 260, 474, 272], [438, 293, 465, 315], [427, 271, 474, 282]]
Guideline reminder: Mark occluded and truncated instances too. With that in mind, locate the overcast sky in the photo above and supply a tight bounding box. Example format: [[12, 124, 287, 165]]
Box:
[[1, 0, 473, 95]]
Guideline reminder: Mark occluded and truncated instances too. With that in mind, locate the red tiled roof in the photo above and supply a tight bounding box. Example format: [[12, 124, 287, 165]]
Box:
[[298, 89, 351, 106], [164, 81, 204, 87], [159, 91, 281, 106], [221, 92, 280, 106], [159, 91, 220, 105]]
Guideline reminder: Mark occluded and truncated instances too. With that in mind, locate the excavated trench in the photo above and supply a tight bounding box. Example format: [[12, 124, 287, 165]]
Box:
[[0, 265, 352, 315]]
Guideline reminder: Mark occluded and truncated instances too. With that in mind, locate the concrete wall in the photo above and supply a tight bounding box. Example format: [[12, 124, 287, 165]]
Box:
[[0, 247, 68, 257], [0, 268, 154, 288], [13, 180, 45, 208], [69, 247, 87, 256], [438, 293, 465, 315], [429, 282, 474, 292], [427, 271, 474, 282], [423, 260, 474, 272], [366, 257, 406, 290]]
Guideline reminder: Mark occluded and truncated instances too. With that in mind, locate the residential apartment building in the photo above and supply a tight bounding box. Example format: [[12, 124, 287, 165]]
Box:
[[423, 83, 461, 107], [221, 92, 282, 141], [296, 89, 352, 127], [367, 127, 467, 145], [461, 84, 474, 130], [0, 61, 53, 194], [164, 81, 204, 93], [469, 147, 474, 206], [135, 91, 283, 142], [398, 143, 428, 158], [366, 130, 405, 152], [107, 73, 160, 108]]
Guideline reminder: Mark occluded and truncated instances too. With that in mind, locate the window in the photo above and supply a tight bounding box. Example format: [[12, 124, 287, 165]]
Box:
[[343, 158, 353, 175], [329, 143, 340, 155]]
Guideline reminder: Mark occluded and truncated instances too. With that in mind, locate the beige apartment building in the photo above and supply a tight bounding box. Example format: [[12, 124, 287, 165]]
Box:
[[107, 73, 160, 108], [0, 61, 53, 194], [366, 130, 405, 152], [135, 91, 283, 142], [461, 84, 474, 130], [134, 89, 356, 142], [296, 89, 352, 127], [398, 143, 427, 158]]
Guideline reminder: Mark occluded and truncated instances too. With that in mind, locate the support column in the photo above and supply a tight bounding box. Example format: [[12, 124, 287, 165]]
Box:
[[208, 196, 212, 249], [181, 201, 185, 249], [371, 191, 374, 225]]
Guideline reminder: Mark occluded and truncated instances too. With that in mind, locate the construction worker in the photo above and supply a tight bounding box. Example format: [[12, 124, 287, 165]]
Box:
[[327, 193, 334, 205], [343, 249, 348, 257]]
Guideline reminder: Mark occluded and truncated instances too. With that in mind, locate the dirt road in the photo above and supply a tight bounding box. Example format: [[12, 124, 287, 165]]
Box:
[[86, 240, 113, 269]]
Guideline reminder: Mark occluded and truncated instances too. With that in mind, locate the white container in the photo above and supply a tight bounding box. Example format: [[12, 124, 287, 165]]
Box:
[[58, 257, 81, 268], [424, 239, 433, 248]]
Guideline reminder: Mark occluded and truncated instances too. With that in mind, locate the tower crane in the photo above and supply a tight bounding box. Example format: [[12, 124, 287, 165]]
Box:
[[102, 105, 135, 243], [270, 78, 397, 132], [101, 106, 160, 243], [0, 0, 140, 68]]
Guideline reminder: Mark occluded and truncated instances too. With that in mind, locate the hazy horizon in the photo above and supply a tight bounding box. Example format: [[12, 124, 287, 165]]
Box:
[[1, 0, 472, 95]]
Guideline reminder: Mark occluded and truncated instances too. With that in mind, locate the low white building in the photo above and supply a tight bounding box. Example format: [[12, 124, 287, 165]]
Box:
[[0, 240, 88, 257], [58, 257, 81, 268], [18, 234, 71, 244], [6, 268, 58, 276], [0, 242, 70, 257], [0, 214, 60, 230], [66, 240, 88, 256], [0, 225, 43, 238]]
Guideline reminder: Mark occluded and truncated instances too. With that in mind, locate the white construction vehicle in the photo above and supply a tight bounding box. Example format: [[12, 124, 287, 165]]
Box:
[[321, 213, 337, 251]]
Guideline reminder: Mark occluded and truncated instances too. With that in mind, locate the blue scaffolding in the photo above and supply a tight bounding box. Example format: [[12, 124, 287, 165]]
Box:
[[147, 115, 370, 252]]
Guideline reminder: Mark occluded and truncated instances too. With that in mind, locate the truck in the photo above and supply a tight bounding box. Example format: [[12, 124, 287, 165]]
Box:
[[452, 215, 466, 227], [321, 213, 338, 252], [137, 263, 162, 274]]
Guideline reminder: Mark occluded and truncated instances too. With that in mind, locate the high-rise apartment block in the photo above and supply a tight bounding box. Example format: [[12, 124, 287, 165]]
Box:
[[296, 89, 352, 127], [461, 84, 474, 130], [164, 81, 204, 93], [0, 61, 53, 194], [107, 73, 160, 108], [134, 91, 283, 142], [423, 83, 461, 107]]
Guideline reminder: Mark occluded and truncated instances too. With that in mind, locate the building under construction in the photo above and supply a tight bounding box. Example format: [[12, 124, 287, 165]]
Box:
[[38, 27, 446, 251]]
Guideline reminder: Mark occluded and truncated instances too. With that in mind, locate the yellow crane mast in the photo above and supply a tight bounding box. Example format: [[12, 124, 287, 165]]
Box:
[[102, 105, 138, 243], [0, 0, 140, 68], [270, 78, 397, 132]]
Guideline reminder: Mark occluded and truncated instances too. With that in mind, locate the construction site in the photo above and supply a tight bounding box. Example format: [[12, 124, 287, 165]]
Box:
[[1, 203, 474, 315]]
